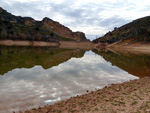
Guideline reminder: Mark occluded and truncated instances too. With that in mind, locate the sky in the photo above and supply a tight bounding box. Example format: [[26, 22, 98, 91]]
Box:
[[1, 0, 150, 40]]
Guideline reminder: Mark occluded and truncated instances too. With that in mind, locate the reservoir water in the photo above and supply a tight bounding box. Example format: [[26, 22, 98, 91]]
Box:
[[1, 46, 149, 113]]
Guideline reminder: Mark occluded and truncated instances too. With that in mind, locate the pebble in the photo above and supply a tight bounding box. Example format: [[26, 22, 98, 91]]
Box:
[[146, 109, 150, 112], [116, 88, 120, 91], [105, 98, 109, 101]]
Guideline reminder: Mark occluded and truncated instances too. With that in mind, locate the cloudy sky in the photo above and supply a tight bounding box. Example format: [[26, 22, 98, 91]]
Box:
[[1, 0, 150, 40]]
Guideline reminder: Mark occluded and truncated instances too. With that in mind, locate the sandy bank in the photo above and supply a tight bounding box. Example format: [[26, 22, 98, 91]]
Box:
[[108, 40, 150, 54], [59, 41, 95, 50], [0, 40, 96, 50], [17, 77, 150, 113], [0, 40, 59, 47]]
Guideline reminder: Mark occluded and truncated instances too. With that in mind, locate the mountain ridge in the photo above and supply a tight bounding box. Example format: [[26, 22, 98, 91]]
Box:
[[0, 7, 87, 41]]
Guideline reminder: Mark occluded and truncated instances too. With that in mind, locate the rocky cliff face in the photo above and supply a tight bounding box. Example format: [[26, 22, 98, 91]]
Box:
[[0, 7, 86, 41], [41, 17, 86, 40]]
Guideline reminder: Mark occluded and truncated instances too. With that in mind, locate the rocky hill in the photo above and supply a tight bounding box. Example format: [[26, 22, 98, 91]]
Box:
[[93, 16, 150, 43], [0, 7, 87, 42]]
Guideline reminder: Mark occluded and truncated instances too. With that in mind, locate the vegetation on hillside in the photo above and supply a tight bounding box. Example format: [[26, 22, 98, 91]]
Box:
[[93, 16, 150, 43], [0, 7, 76, 41], [0, 20, 75, 41]]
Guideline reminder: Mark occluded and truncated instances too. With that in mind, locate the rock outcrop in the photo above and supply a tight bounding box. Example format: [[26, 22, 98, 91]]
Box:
[[0, 7, 87, 41], [41, 17, 86, 40]]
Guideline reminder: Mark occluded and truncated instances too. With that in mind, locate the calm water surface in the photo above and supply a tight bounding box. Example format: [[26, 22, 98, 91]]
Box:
[[0, 46, 144, 113]]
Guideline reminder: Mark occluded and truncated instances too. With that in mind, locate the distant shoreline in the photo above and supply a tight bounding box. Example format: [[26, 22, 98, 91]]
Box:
[[0, 40, 95, 50], [0, 40, 59, 47], [95, 40, 150, 54], [107, 40, 150, 54]]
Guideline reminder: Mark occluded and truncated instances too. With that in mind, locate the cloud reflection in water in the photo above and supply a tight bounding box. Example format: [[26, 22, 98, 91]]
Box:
[[0, 51, 138, 113]]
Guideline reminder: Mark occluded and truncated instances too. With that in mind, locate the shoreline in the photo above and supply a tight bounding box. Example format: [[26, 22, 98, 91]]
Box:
[[17, 77, 150, 113], [0, 40, 95, 50], [108, 41, 150, 54], [0, 40, 59, 47]]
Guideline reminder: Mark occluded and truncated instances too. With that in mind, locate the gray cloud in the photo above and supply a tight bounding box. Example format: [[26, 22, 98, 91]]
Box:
[[98, 15, 131, 29], [140, 5, 150, 12], [1, 1, 45, 19]]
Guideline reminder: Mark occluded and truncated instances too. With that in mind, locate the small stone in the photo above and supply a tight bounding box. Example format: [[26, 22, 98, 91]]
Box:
[[116, 88, 120, 91], [146, 109, 150, 112], [115, 99, 119, 102], [105, 98, 109, 101]]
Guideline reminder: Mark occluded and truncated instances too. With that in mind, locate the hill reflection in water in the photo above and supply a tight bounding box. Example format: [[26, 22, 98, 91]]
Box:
[[0, 46, 85, 75], [93, 49, 150, 77]]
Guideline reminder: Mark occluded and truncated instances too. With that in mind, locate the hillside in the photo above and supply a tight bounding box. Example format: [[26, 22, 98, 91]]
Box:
[[93, 16, 150, 43], [0, 7, 87, 42]]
